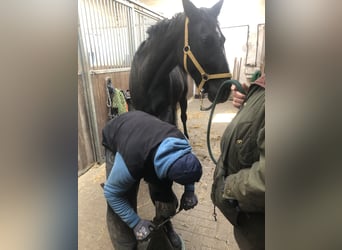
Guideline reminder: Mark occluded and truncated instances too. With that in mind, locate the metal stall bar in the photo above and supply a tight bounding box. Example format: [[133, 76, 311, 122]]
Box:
[[85, 0, 97, 68], [80, 0, 97, 69], [78, 16, 102, 163], [127, 4, 136, 65], [80, 0, 163, 72], [111, 2, 119, 68], [92, 0, 104, 68], [97, 0, 108, 69], [89, 0, 101, 69], [115, 2, 124, 68], [118, 3, 126, 68], [122, 3, 131, 67], [102, 0, 114, 68], [110, 0, 119, 67]]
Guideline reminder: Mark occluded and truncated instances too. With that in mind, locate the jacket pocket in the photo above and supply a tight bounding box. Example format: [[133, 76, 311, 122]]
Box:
[[211, 175, 241, 226], [235, 122, 259, 166]]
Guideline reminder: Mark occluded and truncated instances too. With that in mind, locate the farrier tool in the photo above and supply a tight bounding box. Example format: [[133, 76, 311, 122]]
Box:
[[155, 209, 183, 230]]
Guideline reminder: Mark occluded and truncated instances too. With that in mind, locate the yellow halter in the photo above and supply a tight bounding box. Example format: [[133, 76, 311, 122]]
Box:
[[183, 17, 232, 94]]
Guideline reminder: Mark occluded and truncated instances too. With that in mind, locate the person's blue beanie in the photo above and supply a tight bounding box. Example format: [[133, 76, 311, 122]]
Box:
[[167, 153, 202, 185]]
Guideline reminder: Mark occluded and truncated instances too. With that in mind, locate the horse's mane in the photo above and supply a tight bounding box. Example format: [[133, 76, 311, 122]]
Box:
[[146, 8, 219, 40], [146, 13, 184, 39]]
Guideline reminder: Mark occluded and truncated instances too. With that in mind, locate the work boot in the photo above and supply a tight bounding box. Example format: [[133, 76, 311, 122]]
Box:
[[163, 221, 182, 250]]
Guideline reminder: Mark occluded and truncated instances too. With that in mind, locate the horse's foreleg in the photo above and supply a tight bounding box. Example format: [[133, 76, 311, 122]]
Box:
[[179, 98, 189, 139]]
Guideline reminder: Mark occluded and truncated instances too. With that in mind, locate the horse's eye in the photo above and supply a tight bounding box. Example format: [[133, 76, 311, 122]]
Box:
[[216, 27, 226, 45], [202, 35, 215, 46]]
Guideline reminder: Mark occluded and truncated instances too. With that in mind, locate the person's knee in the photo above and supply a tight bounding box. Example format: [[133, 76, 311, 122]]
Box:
[[106, 208, 137, 249]]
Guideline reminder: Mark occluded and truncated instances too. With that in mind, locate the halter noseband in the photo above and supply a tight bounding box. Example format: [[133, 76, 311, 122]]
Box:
[[183, 17, 232, 94]]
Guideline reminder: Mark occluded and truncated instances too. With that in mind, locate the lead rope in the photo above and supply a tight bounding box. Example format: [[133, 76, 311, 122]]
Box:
[[207, 79, 246, 164], [213, 206, 217, 221], [200, 90, 213, 111], [209, 79, 247, 221]]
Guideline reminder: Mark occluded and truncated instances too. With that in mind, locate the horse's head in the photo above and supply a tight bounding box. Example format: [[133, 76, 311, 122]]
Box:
[[181, 0, 231, 103]]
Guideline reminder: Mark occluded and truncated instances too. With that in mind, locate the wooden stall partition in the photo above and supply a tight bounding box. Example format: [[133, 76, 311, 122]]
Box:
[[89, 70, 131, 161], [78, 75, 96, 174]]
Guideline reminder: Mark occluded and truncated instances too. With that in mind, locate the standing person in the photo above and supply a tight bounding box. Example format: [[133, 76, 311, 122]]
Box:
[[211, 74, 265, 250], [102, 111, 202, 250]]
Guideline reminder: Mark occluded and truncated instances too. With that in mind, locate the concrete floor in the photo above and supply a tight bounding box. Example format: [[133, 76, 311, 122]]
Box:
[[78, 98, 240, 249]]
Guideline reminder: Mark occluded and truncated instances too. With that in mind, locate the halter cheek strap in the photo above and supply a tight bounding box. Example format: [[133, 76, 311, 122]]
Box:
[[183, 17, 232, 94]]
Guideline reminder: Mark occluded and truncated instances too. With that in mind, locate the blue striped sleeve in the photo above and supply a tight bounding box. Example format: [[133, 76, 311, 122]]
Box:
[[104, 152, 140, 228]]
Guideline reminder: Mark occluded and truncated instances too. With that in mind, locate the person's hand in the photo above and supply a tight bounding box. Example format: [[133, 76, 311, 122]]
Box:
[[180, 191, 198, 210], [133, 219, 156, 241], [231, 83, 248, 109]]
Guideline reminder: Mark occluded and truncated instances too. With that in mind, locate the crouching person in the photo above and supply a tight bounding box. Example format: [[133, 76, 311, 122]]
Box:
[[102, 111, 202, 250]]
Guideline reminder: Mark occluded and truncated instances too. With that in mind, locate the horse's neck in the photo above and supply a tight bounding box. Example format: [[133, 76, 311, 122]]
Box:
[[151, 51, 177, 84], [137, 23, 183, 86]]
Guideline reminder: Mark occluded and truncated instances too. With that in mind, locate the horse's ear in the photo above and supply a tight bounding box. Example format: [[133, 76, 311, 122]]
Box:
[[182, 0, 199, 19], [210, 0, 224, 18]]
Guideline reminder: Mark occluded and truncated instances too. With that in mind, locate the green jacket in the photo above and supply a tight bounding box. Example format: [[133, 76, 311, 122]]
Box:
[[211, 82, 265, 225]]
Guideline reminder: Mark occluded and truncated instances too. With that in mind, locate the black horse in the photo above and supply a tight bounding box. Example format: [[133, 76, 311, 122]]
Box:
[[129, 0, 231, 137]]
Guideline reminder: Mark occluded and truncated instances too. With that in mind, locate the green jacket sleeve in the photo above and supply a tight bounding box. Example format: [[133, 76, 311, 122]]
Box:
[[223, 127, 265, 212]]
